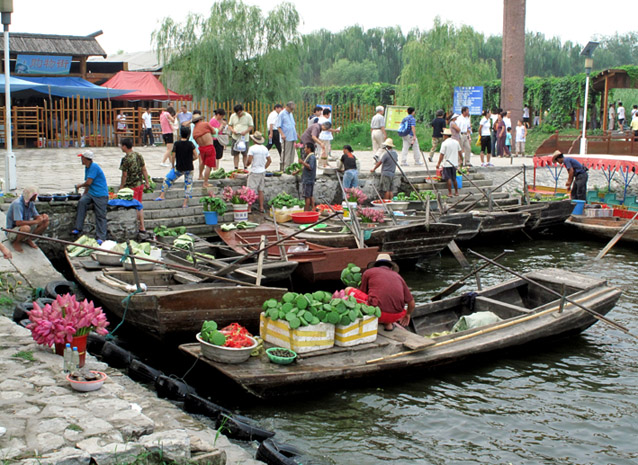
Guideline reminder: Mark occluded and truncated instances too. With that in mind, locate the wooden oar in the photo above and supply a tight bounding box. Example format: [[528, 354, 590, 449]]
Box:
[[367, 287, 613, 364], [0, 227, 258, 288], [467, 248, 637, 339], [335, 170, 364, 246], [430, 250, 513, 301], [384, 147, 470, 268], [319, 199, 363, 248], [595, 210, 638, 260], [460, 170, 522, 213]]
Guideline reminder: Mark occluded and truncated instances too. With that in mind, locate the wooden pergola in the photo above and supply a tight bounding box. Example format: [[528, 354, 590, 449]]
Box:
[[592, 68, 637, 132]]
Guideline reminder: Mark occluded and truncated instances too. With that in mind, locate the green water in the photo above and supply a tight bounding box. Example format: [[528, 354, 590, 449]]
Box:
[[239, 239, 638, 464]]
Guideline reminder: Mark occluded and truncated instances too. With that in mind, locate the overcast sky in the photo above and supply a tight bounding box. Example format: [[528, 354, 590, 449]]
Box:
[[15, 0, 621, 55]]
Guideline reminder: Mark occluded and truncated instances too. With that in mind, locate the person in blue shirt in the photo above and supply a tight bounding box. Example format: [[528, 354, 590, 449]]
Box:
[[72, 151, 109, 242], [275, 101, 298, 172], [552, 151, 588, 201], [5, 185, 49, 253]]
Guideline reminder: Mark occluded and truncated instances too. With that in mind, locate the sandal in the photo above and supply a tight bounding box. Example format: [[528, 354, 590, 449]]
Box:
[[154, 197, 164, 201]]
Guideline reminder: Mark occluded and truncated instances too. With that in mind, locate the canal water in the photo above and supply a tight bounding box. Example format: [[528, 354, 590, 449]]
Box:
[[235, 237, 638, 465]]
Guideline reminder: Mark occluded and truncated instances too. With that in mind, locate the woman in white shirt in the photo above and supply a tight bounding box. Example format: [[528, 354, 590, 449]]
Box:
[[515, 120, 527, 157], [479, 110, 493, 167]]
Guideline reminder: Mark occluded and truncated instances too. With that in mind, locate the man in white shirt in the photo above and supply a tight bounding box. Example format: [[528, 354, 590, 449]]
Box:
[[246, 132, 271, 212], [266, 103, 283, 157], [436, 128, 463, 196], [317, 108, 340, 168], [141, 108, 154, 147], [617, 102, 626, 130], [458, 106, 473, 167], [523, 104, 530, 127], [370, 106, 387, 157], [503, 110, 512, 130], [479, 110, 492, 167]]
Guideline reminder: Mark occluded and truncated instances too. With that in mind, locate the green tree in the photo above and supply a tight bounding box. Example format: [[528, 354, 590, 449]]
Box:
[[320, 59, 379, 86], [398, 18, 498, 119], [152, 0, 301, 101]]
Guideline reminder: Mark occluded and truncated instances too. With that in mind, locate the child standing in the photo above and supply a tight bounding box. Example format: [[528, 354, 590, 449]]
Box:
[[515, 120, 527, 157], [155, 126, 196, 208], [300, 142, 317, 211], [505, 127, 512, 157]]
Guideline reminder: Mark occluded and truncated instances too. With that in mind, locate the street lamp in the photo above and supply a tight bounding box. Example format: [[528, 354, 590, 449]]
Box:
[[580, 40, 599, 155], [1, 0, 15, 191]]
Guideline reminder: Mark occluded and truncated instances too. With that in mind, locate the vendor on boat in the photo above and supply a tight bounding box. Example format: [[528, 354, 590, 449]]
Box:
[[360, 253, 415, 331], [552, 151, 588, 201]]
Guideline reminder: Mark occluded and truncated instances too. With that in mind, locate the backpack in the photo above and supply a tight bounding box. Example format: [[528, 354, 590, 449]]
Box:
[[397, 117, 411, 137]]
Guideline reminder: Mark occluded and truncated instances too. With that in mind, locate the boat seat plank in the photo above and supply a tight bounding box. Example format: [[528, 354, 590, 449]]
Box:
[[474, 296, 532, 316], [380, 325, 434, 349]]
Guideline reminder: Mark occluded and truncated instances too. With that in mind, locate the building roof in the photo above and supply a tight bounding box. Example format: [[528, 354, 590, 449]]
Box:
[[0, 32, 107, 58], [88, 50, 163, 72]]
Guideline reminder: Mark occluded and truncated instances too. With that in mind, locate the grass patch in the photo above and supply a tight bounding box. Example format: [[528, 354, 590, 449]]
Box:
[[12, 350, 35, 362], [67, 423, 83, 432]]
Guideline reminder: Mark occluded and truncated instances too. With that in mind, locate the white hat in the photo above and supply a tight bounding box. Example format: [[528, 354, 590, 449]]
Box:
[[450, 113, 460, 120], [78, 150, 94, 160]]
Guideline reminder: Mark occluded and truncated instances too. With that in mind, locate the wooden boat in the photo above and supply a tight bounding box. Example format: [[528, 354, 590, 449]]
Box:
[[180, 268, 621, 398], [217, 225, 380, 282], [280, 221, 461, 262], [473, 210, 531, 236], [66, 250, 287, 341], [437, 212, 483, 241], [506, 199, 573, 231], [566, 214, 638, 244]]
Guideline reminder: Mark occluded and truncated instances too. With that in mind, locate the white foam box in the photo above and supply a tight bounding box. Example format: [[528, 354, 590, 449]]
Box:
[[334, 315, 378, 347], [259, 313, 335, 354], [584, 208, 613, 217]]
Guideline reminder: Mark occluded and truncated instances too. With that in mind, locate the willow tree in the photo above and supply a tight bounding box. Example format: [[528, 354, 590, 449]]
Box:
[[152, 0, 301, 101], [398, 18, 497, 119]]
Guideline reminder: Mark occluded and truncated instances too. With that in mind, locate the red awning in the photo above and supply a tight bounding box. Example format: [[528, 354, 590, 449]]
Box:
[[534, 154, 638, 172], [100, 71, 191, 101]]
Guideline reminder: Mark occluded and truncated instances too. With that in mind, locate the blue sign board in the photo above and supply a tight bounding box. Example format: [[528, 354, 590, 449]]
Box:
[[15, 55, 72, 75], [453, 86, 484, 115]]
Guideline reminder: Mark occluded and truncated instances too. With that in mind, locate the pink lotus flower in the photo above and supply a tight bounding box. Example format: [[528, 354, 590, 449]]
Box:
[[222, 185, 257, 206], [357, 207, 385, 223], [27, 293, 109, 347], [345, 188, 367, 204]]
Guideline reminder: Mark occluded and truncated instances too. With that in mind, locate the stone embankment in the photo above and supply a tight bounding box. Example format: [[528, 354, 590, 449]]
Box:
[[0, 316, 263, 465]]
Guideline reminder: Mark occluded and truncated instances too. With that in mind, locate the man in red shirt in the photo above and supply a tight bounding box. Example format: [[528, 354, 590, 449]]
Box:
[[360, 253, 415, 331]]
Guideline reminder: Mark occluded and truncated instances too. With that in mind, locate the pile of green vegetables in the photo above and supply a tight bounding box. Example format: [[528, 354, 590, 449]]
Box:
[[117, 188, 134, 200], [262, 291, 381, 329], [284, 163, 302, 175], [67, 237, 152, 258], [200, 320, 226, 346], [67, 235, 99, 257], [209, 168, 227, 179], [395, 190, 436, 202], [173, 234, 194, 250], [268, 192, 304, 209], [340, 263, 362, 287], [219, 221, 259, 231], [143, 179, 156, 193], [154, 225, 187, 237]]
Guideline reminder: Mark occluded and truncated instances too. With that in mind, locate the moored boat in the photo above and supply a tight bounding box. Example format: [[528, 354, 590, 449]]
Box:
[[66, 250, 287, 341], [566, 214, 638, 244], [180, 268, 621, 398]]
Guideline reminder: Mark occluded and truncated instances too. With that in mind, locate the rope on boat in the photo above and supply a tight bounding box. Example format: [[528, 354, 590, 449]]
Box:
[[105, 288, 145, 340], [34, 287, 46, 299]]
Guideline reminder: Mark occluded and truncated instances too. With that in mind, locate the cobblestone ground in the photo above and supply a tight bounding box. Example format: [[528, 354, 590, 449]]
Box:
[[0, 145, 532, 193], [0, 316, 264, 465]]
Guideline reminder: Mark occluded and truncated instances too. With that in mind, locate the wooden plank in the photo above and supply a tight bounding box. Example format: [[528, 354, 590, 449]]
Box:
[[380, 324, 434, 350]]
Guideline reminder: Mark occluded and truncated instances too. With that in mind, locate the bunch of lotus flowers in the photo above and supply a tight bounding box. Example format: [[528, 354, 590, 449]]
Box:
[[27, 293, 109, 346]]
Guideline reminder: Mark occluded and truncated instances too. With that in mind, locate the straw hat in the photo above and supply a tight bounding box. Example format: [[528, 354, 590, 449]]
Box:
[[22, 186, 39, 202], [382, 138, 395, 148], [551, 150, 563, 163], [442, 128, 452, 136], [250, 132, 265, 144], [192, 114, 204, 123], [371, 252, 399, 271]]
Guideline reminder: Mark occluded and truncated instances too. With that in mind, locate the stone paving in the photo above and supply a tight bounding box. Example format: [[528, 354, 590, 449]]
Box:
[[0, 144, 533, 194], [0, 316, 263, 465]]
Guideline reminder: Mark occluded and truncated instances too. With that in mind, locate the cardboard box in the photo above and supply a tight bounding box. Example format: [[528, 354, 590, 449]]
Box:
[[335, 315, 378, 347], [259, 313, 335, 354]]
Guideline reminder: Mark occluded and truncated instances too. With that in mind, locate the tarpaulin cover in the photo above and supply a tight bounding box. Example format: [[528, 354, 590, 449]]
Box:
[[101, 71, 191, 101], [0, 75, 48, 93], [19, 76, 134, 99], [534, 154, 638, 172]]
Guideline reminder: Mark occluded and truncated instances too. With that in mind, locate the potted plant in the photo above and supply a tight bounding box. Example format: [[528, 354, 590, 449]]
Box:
[[26, 293, 110, 367], [222, 186, 257, 222], [199, 196, 228, 225]]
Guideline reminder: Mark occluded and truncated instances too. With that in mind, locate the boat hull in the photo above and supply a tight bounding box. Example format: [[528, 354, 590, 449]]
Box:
[[566, 214, 638, 243]]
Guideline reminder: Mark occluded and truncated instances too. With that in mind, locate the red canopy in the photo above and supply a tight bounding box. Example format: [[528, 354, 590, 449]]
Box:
[[534, 154, 638, 172], [101, 71, 191, 101]]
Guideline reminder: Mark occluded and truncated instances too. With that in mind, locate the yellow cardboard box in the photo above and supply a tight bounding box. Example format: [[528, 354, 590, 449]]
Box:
[[259, 313, 335, 354], [334, 315, 378, 347]]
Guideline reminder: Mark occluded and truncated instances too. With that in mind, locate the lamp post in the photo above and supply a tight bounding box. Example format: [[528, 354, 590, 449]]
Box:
[[580, 41, 599, 155], [1, 0, 15, 191]]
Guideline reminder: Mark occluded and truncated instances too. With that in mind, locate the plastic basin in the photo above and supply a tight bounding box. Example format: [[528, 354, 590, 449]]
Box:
[[291, 211, 320, 224], [266, 347, 297, 365], [67, 371, 107, 392], [196, 333, 257, 364]]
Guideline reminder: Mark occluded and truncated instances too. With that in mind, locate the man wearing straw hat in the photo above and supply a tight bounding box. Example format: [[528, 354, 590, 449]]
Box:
[[370, 138, 398, 200], [5, 186, 49, 253], [552, 151, 588, 201], [360, 253, 415, 331], [246, 132, 271, 213]]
